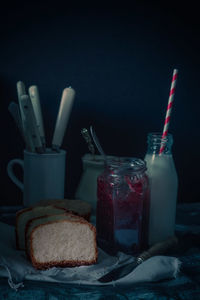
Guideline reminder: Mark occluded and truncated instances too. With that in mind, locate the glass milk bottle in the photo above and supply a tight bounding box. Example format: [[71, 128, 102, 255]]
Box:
[[144, 133, 178, 245]]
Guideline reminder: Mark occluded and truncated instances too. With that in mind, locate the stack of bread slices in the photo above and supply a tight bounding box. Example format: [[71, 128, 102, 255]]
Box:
[[16, 199, 98, 270]]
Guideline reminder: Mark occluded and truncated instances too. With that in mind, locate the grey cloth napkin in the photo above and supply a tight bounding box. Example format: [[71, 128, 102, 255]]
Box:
[[0, 222, 181, 290]]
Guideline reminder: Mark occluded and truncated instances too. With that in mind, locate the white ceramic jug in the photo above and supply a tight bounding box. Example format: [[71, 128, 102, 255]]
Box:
[[75, 153, 106, 215]]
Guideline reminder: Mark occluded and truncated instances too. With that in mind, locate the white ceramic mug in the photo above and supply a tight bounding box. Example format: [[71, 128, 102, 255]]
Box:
[[7, 148, 66, 207]]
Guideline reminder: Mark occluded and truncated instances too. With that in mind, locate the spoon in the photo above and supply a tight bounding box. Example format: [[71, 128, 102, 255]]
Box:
[[89, 126, 107, 162], [81, 128, 95, 158]]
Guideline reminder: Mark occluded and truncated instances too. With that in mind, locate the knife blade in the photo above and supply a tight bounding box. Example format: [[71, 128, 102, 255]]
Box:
[[98, 236, 178, 283]]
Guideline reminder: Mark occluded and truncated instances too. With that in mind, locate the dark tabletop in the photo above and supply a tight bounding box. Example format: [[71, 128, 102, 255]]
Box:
[[0, 203, 200, 300]]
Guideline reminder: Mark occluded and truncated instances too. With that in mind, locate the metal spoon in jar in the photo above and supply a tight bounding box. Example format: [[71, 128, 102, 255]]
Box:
[[89, 126, 107, 162], [81, 128, 96, 159]]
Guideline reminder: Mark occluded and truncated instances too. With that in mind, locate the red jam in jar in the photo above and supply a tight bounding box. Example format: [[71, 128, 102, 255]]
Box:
[[96, 157, 150, 255]]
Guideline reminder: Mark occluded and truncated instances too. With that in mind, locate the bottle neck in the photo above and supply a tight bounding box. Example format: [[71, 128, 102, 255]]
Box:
[[147, 133, 173, 155]]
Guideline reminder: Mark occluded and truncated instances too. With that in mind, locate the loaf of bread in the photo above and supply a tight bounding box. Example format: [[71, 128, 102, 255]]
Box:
[[35, 199, 92, 221], [26, 213, 98, 270], [16, 205, 66, 250]]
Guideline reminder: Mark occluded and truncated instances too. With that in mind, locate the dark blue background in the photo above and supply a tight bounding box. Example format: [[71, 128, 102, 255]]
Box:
[[0, 2, 199, 205]]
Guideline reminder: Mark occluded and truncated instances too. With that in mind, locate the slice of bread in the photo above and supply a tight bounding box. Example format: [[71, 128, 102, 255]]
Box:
[[25, 212, 81, 256], [35, 199, 92, 221], [27, 213, 98, 270], [16, 205, 66, 250]]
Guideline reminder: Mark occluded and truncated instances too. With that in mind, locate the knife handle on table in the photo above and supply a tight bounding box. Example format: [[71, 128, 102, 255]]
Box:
[[136, 236, 178, 264], [52, 87, 75, 151], [20, 95, 44, 153], [28, 85, 46, 147]]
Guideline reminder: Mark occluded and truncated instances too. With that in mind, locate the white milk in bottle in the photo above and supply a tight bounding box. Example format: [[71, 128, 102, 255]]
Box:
[[144, 133, 178, 245]]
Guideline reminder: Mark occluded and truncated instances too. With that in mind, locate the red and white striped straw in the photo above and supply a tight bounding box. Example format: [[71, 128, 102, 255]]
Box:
[[159, 69, 178, 155]]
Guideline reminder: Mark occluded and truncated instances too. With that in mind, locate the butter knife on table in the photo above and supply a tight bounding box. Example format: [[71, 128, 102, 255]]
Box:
[[98, 236, 178, 283]]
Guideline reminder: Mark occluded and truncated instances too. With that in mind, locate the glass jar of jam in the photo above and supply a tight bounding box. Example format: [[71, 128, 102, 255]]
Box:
[[96, 157, 150, 255]]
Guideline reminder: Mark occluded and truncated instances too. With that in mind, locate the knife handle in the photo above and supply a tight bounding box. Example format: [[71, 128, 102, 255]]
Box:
[[29, 85, 46, 147], [16, 81, 35, 152], [52, 87, 75, 151], [16, 81, 26, 125], [136, 236, 178, 264], [20, 95, 44, 153], [17, 81, 26, 99], [8, 102, 25, 138]]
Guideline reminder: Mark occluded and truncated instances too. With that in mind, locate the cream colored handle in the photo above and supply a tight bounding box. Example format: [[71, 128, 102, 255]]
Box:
[[16, 81, 35, 152], [7, 159, 24, 191], [52, 87, 75, 150], [20, 95, 44, 153], [29, 85, 46, 146]]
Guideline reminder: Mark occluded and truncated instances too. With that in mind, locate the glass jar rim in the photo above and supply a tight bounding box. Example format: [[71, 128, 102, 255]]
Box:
[[106, 157, 147, 173]]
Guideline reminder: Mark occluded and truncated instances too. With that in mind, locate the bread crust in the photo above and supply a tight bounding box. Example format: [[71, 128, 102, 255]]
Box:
[[29, 217, 98, 270], [54, 206, 91, 222], [35, 199, 92, 221], [16, 206, 66, 250], [16, 200, 91, 250], [15, 207, 33, 249]]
